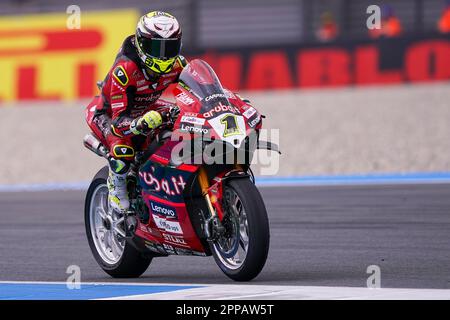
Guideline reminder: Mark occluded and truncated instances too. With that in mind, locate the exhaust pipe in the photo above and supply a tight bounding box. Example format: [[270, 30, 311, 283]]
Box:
[[83, 133, 109, 158]]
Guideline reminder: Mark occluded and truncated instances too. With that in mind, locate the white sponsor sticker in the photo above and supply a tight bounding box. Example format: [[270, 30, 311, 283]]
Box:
[[180, 124, 209, 134], [153, 215, 183, 234], [176, 92, 195, 105], [204, 93, 226, 102], [243, 106, 257, 119], [180, 115, 205, 125], [111, 102, 124, 108], [248, 114, 261, 128]]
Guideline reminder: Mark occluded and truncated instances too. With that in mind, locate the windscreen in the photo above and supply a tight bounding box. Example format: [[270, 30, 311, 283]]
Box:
[[178, 59, 232, 112]]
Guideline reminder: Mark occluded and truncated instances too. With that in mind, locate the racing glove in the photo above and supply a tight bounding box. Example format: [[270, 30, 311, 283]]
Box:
[[157, 105, 180, 125], [130, 110, 163, 135], [168, 106, 180, 124]]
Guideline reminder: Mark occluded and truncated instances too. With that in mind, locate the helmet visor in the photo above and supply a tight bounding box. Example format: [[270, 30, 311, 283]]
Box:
[[139, 37, 181, 60]]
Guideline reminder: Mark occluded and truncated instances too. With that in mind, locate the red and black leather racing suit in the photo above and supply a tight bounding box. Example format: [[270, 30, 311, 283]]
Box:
[[86, 35, 187, 174]]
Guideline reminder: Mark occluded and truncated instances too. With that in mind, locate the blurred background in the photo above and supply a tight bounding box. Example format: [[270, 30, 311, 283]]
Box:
[[1, 0, 450, 185]]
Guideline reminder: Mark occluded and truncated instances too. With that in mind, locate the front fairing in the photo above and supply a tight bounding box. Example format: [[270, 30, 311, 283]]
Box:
[[172, 59, 261, 149]]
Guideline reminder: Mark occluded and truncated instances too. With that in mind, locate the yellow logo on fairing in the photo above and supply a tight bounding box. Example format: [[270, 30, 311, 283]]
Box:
[[220, 114, 242, 137]]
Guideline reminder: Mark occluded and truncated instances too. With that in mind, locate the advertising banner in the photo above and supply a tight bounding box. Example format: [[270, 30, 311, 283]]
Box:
[[0, 8, 449, 103], [191, 35, 450, 91], [0, 9, 139, 102]]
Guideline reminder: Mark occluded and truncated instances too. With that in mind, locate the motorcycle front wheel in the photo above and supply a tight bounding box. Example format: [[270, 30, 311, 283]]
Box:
[[210, 178, 270, 281], [84, 166, 152, 278]]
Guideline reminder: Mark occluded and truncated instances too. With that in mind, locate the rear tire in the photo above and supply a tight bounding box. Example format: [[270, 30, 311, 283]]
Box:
[[85, 166, 151, 278], [211, 178, 270, 281]]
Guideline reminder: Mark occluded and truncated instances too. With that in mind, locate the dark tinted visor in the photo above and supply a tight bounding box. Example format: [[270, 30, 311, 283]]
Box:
[[139, 37, 181, 59]]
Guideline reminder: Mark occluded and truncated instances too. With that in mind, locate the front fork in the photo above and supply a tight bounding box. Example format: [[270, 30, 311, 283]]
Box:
[[198, 167, 225, 240], [198, 166, 248, 241]]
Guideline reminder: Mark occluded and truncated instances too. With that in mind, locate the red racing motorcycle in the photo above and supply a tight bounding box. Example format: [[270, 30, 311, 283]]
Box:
[[83, 59, 279, 281]]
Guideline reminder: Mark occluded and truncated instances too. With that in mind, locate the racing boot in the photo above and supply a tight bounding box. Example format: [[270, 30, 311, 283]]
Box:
[[107, 168, 130, 213]]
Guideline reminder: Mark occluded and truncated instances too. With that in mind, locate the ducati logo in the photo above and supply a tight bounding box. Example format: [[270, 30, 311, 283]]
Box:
[[152, 83, 158, 90]]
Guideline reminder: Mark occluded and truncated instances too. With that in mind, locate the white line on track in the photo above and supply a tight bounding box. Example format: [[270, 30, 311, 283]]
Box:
[[3, 281, 448, 300], [103, 284, 450, 300]]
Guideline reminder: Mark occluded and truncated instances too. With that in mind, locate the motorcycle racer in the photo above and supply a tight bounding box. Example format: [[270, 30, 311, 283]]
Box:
[[86, 11, 187, 213]]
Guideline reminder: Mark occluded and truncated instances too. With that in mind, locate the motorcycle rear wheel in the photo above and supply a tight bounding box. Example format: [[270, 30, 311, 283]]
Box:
[[210, 178, 270, 281], [85, 166, 152, 278]]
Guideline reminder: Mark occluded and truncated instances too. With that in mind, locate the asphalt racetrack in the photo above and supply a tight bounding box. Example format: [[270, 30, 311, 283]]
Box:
[[1, 184, 449, 290]]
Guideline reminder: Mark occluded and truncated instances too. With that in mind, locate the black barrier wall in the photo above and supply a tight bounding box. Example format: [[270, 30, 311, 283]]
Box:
[[184, 34, 450, 91]]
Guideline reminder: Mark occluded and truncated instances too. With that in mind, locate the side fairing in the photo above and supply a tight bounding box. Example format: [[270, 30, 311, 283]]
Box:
[[136, 149, 205, 254]]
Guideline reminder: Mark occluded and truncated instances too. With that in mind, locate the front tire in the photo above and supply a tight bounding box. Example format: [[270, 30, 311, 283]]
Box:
[[211, 178, 270, 281], [85, 166, 151, 278]]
